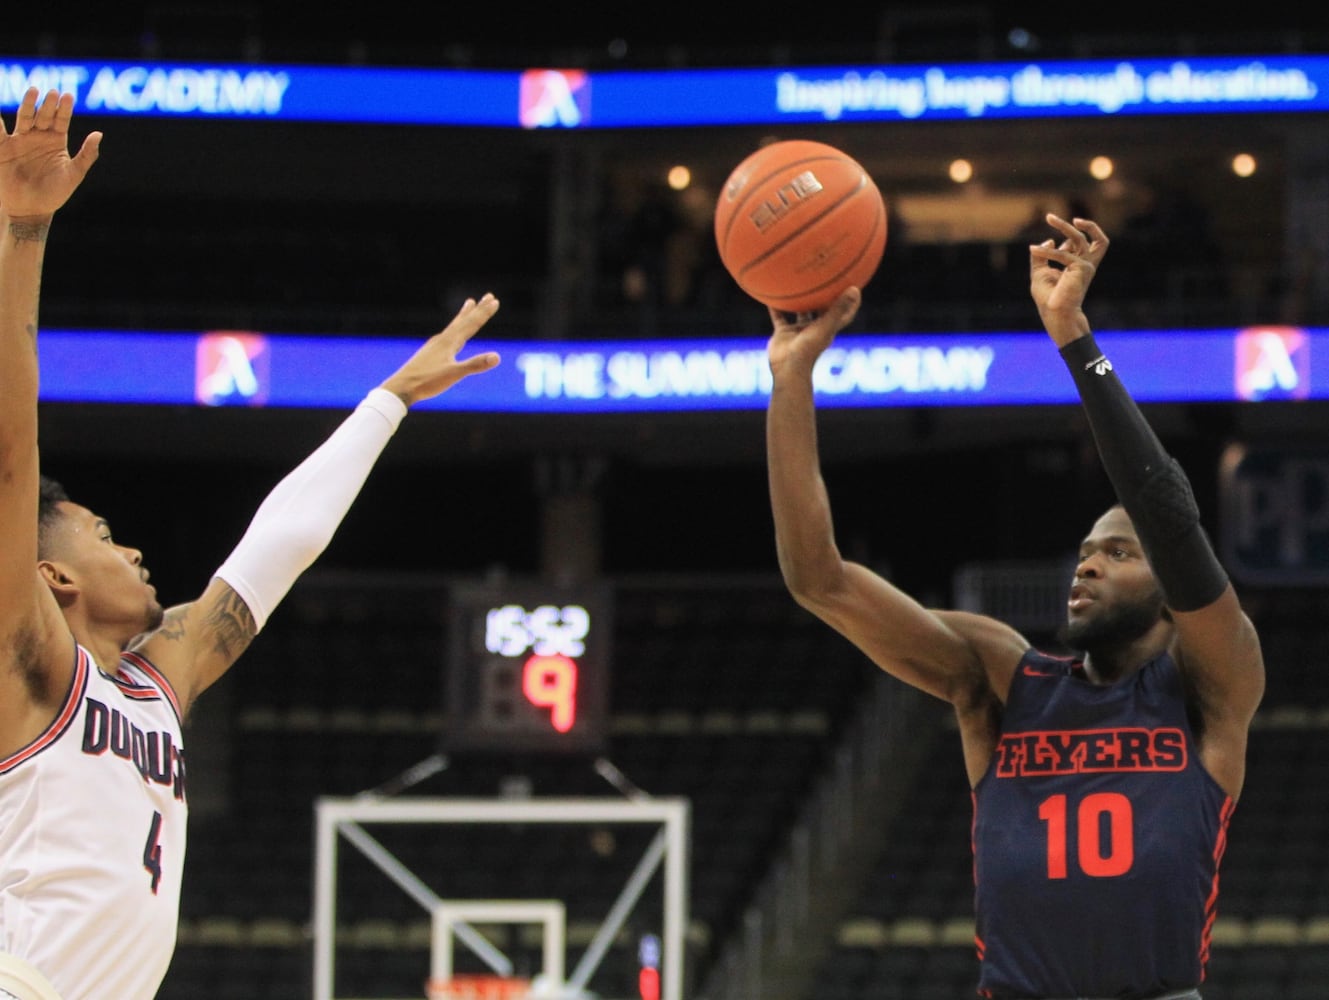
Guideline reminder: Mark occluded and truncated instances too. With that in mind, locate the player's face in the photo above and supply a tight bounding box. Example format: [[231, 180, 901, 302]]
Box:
[[1061, 507, 1166, 652], [44, 502, 164, 636]]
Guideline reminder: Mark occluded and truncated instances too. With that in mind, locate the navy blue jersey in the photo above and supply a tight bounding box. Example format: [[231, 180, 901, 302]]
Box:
[[971, 648, 1233, 999]]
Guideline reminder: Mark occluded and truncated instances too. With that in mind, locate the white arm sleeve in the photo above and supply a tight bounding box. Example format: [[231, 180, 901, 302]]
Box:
[[213, 388, 407, 631]]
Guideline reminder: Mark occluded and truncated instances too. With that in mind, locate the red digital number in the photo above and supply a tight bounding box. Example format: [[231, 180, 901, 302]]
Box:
[[522, 654, 578, 733]]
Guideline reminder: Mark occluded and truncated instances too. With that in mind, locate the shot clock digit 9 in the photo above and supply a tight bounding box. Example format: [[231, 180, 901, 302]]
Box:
[[444, 579, 612, 753]]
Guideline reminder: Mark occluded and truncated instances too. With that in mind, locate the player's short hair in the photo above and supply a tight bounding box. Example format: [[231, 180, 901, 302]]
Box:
[[37, 475, 72, 559]]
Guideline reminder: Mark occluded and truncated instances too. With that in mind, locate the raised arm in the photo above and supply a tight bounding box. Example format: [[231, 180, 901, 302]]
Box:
[[0, 89, 101, 741], [134, 295, 502, 713], [1031, 214, 1264, 795], [766, 288, 1027, 725]]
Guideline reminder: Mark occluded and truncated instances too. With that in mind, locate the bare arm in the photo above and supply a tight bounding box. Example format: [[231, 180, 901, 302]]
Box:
[[1031, 214, 1265, 795], [0, 192, 49, 641], [765, 289, 1027, 710], [135, 296, 501, 713], [0, 90, 100, 745], [1167, 593, 1263, 793]]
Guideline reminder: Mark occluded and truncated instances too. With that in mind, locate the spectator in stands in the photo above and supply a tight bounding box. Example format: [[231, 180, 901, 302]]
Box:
[[764, 212, 1264, 999], [0, 87, 501, 1000]]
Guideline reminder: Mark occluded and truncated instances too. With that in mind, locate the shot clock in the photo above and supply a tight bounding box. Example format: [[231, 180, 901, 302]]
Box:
[[444, 579, 612, 753]]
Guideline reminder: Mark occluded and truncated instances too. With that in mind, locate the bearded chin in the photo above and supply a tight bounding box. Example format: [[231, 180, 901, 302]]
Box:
[[1058, 590, 1166, 653]]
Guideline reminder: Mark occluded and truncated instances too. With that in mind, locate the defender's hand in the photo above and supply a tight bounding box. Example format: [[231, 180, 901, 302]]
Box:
[[379, 294, 501, 406], [0, 88, 102, 221]]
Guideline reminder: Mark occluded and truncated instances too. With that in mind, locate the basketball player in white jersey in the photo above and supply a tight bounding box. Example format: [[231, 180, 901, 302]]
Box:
[[0, 88, 502, 1000]]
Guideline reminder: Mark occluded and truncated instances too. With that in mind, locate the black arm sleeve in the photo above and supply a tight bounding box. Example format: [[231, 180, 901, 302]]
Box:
[[1060, 335, 1228, 612]]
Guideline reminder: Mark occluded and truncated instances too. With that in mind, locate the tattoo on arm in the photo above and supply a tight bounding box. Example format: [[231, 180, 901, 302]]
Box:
[[155, 607, 189, 643], [7, 220, 47, 351], [204, 590, 257, 663], [7, 220, 50, 245]]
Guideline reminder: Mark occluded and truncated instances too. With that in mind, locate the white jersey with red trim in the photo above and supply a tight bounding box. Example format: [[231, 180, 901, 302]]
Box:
[[0, 645, 187, 1000]]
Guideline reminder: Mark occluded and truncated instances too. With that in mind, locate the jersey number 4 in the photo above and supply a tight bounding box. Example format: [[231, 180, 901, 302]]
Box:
[[1038, 792, 1133, 879], [143, 810, 164, 894]]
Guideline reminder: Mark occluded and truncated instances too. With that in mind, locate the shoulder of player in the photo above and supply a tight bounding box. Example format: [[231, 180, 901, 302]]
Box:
[[124, 604, 195, 704], [933, 609, 1029, 705], [129, 579, 258, 712]]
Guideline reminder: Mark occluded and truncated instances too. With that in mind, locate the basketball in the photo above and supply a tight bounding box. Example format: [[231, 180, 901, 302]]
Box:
[[714, 139, 887, 314]]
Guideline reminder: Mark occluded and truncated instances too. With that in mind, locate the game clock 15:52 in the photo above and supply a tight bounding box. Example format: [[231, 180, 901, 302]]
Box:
[[444, 580, 612, 753]]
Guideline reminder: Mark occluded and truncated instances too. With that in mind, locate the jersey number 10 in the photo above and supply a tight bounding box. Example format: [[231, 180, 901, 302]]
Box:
[[1038, 792, 1134, 879]]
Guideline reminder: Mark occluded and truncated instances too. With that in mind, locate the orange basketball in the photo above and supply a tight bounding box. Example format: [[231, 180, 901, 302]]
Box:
[[714, 139, 887, 314]]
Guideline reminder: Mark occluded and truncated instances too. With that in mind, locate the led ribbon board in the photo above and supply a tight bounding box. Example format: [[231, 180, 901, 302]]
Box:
[[36, 326, 1327, 412], [3, 54, 1328, 126]]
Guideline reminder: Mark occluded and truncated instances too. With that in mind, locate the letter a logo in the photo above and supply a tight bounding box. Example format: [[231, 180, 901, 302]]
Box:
[[1236, 326, 1309, 401], [520, 70, 589, 128], [196, 332, 270, 406]]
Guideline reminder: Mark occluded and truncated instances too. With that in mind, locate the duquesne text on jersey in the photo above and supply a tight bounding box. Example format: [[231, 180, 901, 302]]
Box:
[[994, 727, 1186, 778], [80, 697, 187, 800]]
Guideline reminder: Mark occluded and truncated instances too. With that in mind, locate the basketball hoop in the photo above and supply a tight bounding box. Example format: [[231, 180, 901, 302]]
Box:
[[426, 974, 531, 1000]]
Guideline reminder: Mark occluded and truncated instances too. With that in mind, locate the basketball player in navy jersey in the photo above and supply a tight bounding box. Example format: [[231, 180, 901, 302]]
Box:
[[765, 215, 1264, 999], [0, 88, 501, 1000]]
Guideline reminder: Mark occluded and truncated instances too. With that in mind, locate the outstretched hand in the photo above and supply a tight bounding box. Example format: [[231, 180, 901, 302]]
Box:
[[1029, 214, 1109, 347], [766, 287, 862, 378], [379, 294, 501, 406], [0, 88, 102, 220]]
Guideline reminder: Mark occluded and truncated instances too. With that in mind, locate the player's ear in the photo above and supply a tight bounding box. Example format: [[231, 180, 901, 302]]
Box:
[[38, 560, 80, 604]]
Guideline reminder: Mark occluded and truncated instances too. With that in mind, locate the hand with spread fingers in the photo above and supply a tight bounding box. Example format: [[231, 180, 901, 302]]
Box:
[[0, 87, 102, 221]]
